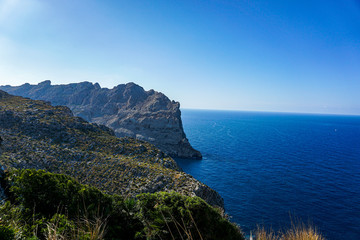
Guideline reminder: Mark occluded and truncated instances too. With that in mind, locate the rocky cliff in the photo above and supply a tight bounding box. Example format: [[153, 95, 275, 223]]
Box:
[[0, 90, 222, 208], [0, 81, 201, 159]]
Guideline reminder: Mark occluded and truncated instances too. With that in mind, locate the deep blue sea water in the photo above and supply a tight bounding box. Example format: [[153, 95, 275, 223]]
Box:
[[176, 110, 360, 240]]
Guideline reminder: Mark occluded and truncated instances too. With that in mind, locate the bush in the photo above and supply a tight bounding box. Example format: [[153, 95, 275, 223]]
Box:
[[1, 169, 244, 240], [8, 169, 113, 219], [0, 225, 15, 240], [135, 192, 244, 240], [4, 169, 127, 239]]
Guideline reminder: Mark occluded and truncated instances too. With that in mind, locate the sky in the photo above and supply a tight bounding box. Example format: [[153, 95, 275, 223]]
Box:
[[0, 0, 359, 115]]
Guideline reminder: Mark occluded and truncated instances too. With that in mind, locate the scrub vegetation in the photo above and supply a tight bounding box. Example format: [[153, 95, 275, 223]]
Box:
[[0, 169, 243, 240], [0, 90, 223, 208], [0, 91, 325, 239]]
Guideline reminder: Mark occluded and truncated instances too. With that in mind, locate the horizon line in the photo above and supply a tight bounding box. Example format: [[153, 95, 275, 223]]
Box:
[[181, 108, 360, 117]]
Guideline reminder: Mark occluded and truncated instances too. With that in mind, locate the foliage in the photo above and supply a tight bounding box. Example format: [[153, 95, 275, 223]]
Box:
[[0, 225, 15, 240], [135, 191, 244, 240], [0, 169, 243, 240], [0, 91, 208, 206], [8, 169, 113, 220]]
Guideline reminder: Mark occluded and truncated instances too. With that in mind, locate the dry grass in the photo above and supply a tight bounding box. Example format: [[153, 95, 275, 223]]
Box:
[[255, 226, 278, 240], [45, 222, 66, 240], [77, 217, 107, 240], [254, 222, 325, 240], [45, 216, 107, 240], [157, 207, 204, 240], [282, 222, 325, 240]]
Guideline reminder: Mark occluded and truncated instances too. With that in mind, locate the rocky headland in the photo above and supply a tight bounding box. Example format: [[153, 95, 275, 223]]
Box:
[[0, 90, 221, 208], [0, 81, 201, 159]]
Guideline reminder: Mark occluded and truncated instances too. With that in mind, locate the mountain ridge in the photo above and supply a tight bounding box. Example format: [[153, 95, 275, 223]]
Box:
[[0, 90, 222, 208], [0, 81, 202, 159]]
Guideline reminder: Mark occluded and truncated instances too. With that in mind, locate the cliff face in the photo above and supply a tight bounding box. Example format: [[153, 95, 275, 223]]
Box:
[[0, 90, 222, 208], [0, 81, 201, 159]]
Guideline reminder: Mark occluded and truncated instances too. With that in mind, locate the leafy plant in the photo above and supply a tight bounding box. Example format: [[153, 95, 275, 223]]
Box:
[[135, 192, 244, 240], [0, 169, 244, 240], [0, 225, 15, 240]]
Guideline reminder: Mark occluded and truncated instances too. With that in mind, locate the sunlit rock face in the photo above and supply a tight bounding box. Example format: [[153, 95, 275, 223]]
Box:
[[0, 91, 223, 208], [0, 81, 202, 159]]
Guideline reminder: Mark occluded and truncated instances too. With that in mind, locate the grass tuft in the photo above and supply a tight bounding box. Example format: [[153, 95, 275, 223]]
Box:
[[254, 221, 325, 240]]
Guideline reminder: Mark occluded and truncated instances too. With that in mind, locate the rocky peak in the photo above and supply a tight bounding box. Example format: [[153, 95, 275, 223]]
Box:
[[0, 82, 202, 159], [39, 80, 51, 86], [0, 92, 222, 208]]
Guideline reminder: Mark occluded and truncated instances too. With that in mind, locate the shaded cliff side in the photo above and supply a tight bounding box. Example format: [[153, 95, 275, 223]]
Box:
[[0, 81, 201, 159], [0, 90, 222, 208]]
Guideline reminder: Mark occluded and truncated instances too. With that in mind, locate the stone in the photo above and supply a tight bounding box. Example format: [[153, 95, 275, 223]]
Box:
[[0, 91, 223, 209], [0, 81, 202, 159]]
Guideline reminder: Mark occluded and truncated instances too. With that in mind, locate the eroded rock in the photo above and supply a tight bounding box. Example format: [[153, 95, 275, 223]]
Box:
[[0, 81, 201, 159]]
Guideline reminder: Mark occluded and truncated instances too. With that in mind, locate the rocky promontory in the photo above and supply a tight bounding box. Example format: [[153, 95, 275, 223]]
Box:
[[0, 81, 201, 159], [0, 90, 222, 208]]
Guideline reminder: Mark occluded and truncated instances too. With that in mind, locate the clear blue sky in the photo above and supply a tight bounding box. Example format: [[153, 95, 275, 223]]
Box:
[[1, 0, 359, 115]]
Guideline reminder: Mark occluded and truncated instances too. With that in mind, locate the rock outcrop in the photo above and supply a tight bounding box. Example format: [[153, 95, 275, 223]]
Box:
[[0, 90, 222, 208], [0, 164, 6, 204], [0, 81, 201, 159]]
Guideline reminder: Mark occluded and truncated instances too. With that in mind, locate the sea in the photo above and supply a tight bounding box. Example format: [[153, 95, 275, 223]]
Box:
[[175, 109, 360, 240]]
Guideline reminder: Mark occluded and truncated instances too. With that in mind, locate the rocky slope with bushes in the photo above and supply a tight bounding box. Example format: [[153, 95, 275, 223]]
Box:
[[0, 90, 221, 208], [0, 81, 202, 159], [0, 169, 244, 239]]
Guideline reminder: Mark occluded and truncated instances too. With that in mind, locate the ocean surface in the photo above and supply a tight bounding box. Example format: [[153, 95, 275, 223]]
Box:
[[175, 110, 360, 240]]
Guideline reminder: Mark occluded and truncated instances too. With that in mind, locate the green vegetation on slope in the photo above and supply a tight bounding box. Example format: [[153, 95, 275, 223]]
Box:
[[0, 91, 325, 239], [0, 169, 244, 240], [0, 90, 223, 207]]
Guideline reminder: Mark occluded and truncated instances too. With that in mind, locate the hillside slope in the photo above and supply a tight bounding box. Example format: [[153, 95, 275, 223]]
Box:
[[0, 169, 244, 240], [0, 81, 202, 159], [0, 90, 222, 207]]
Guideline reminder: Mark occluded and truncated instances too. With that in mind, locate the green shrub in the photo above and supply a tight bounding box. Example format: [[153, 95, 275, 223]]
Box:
[[45, 214, 75, 239], [8, 169, 113, 219], [0, 225, 15, 240], [135, 192, 244, 240], [1, 169, 243, 240], [4, 169, 142, 239]]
